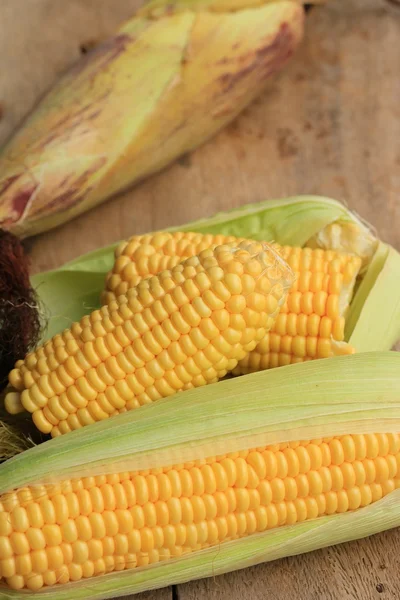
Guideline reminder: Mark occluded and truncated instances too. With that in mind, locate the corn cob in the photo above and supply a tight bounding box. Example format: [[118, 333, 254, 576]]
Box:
[[0, 353, 399, 598], [4, 242, 293, 437], [0, 0, 304, 238], [102, 231, 362, 371]]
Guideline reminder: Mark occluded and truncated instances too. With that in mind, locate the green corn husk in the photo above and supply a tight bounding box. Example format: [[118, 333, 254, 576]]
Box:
[[0, 352, 399, 599], [32, 195, 400, 352]]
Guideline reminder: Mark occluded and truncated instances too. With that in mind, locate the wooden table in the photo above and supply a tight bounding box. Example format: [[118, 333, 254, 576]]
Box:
[[1, 0, 400, 598]]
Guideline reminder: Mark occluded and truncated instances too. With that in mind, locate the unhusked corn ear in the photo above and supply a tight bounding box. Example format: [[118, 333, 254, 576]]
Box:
[[1, 432, 399, 591], [102, 231, 249, 305], [235, 245, 362, 373], [0, 1, 304, 239], [103, 231, 362, 372], [5, 242, 293, 437]]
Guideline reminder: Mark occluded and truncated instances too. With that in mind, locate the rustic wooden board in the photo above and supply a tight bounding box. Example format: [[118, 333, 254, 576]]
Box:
[[1, 0, 399, 599], [178, 529, 400, 600]]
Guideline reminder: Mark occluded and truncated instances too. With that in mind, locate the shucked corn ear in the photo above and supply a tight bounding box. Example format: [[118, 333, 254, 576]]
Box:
[[0, 352, 399, 598], [102, 231, 363, 370], [0, 0, 304, 238], [4, 242, 293, 436]]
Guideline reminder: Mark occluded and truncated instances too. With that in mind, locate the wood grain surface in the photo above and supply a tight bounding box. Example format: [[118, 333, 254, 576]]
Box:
[[1, 0, 399, 599]]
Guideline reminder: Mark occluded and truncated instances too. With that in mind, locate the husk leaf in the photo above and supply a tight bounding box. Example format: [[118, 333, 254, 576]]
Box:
[[2, 352, 400, 492]]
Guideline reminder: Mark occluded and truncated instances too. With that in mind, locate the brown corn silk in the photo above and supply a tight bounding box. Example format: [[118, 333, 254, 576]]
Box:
[[0, 231, 40, 390]]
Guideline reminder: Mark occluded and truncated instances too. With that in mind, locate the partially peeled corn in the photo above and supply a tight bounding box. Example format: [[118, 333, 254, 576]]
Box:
[[5, 242, 293, 436], [1, 432, 399, 591], [0, 352, 399, 597], [28, 195, 400, 352]]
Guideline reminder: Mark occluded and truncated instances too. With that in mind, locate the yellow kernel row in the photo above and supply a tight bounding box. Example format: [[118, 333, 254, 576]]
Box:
[[271, 313, 345, 340]]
